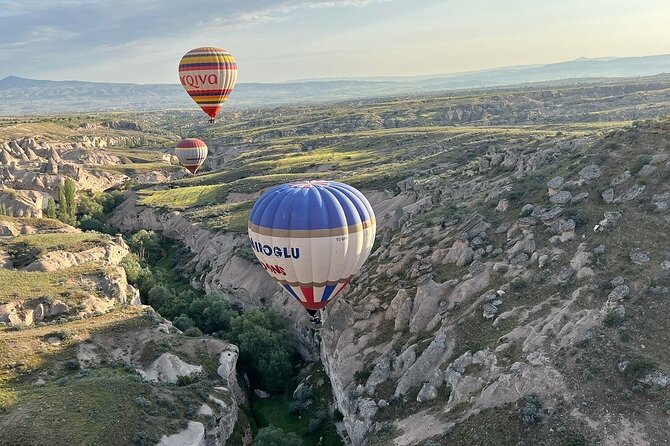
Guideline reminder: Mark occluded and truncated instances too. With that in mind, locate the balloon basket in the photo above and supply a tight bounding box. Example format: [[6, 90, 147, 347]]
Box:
[[307, 309, 322, 331]]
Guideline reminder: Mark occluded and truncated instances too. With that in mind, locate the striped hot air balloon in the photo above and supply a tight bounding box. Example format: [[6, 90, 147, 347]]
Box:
[[175, 138, 208, 174], [178, 47, 238, 122], [248, 180, 376, 324]]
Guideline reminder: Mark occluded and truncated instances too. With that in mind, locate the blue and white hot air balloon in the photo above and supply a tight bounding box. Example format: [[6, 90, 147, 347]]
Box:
[[248, 180, 376, 324]]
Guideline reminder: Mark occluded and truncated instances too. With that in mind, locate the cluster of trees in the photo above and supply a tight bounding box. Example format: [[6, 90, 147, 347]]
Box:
[[0, 203, 13, 217], [42, 177, 129, 233], [76, 189, 125, 232], [121, 232, 295, 392]]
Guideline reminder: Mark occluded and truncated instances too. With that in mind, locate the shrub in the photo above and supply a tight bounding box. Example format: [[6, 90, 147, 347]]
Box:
[[520, 394, 543, 425], [135, 396, 157, 415], [173, 314, 195, 331], [184, 326, 203, 337], [177, 374, 203, 386], [624, 359, 655, 383], [305, 410, 326, 434], [511, 279, 528, 293], [603, 308, 625, 327], [133, 431, 152, 446], [252, 426, 303, 446], [78, 215, 104, 232], [64, 359, 80, 371]]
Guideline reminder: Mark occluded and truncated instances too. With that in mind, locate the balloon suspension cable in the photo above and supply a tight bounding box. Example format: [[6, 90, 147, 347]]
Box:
[[209, 118, 216, 124], [306, 309, 322, 330]]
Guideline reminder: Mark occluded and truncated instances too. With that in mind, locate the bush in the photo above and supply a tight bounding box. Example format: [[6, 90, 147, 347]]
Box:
[[520, 394, 543, 425], [184, 326, 203, 337], [624, 359, 655, 383], [173, 314, 195, 331], [511, 279, 528, 293], [176, 374, 203, 386], [252, 426, 303, 446], [566, 208, 589, 228], [78, 215, 104, 232], [64, 359, 80, 371], [135, 396, 157, 415], [305, 410, 326, 434], [121, 254, 142, 285], [603, 308, 625, 327], [133, 431, 153, 446]]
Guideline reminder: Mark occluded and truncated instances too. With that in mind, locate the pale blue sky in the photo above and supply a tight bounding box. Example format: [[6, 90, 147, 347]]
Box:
[[0, 0, 668, 83]]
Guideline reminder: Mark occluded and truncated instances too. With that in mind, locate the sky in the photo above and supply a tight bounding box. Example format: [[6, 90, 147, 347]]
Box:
[[0, 0, 669, 84]]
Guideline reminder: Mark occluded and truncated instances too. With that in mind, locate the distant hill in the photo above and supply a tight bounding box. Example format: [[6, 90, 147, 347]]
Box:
[[2, 54, 670, 115]]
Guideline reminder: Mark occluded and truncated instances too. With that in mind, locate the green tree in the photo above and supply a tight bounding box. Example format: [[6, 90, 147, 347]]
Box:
[[120, 254, 142, 284], [63, 178, 77, 220], [130, 230, 161, 262], [187, 292, 238, 334], [78, 193, 104, 220], [135, 267, 155, 299], [147, 285, 174, 314], [78, 215, 103, 232], [252, 426, 303, 446], [228, 309, 294, 392], [45, 197, 57, 219], [57, 183, 68, 222]]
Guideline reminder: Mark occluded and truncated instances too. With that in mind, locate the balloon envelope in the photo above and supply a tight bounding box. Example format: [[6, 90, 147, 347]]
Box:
[[179, 47, 237, 119], [175, 138, 208, 174], [248, 180, 376, 311]]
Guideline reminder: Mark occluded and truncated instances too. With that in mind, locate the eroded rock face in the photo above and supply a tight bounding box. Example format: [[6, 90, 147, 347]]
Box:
[[139, 353, 203, 384], [158, 421, 205, 446]]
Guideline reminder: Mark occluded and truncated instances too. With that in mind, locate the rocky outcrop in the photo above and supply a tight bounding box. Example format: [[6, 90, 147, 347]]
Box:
[[139, 353, 203, 384], [24, 239, 129, 272], [158, 421, 205, 446]]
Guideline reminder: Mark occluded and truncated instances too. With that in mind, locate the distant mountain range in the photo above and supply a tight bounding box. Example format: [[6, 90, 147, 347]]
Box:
[[2, 54, 670, 115]]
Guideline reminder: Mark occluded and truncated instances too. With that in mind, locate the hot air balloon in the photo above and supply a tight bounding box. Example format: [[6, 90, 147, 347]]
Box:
[[248, 180, 376, 325], [175, 138, 208, 174], [179, 47, 238, 123]]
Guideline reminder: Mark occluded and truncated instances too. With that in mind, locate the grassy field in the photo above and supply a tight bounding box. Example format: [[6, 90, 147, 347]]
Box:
[[0, 262, 107, 303], [1, 232, 110, 252], [0, 217, 68, 231]]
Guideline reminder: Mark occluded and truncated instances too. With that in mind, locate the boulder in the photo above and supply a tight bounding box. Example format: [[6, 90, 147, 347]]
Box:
[[546, 176, 564, 195], [550, 191, 572, 204], [630, 250, 650, 265], [579, 164, 602, 180], [139, 353, 203, 384]]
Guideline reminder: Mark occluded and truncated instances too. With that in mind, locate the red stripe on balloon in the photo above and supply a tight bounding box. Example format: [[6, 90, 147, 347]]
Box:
[[300, 287, 314, 304], [200, 106, 222, 118], [176, 139, 206, 148]]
